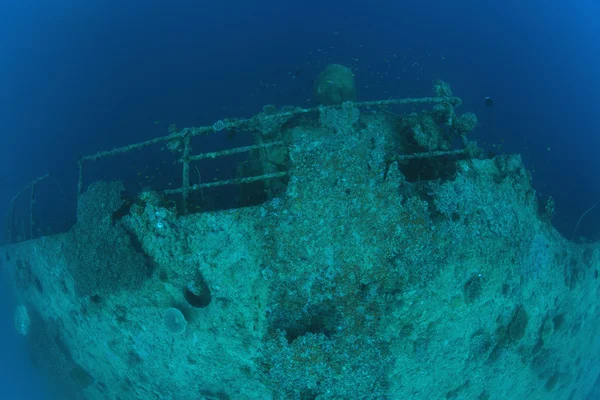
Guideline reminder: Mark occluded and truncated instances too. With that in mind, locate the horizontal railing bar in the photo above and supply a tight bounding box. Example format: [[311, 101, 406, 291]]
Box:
[[162, 172, 288, 195], [394, 148, 468, 161], [80, 96, 458, 163], [187, 141, 285, 162], [81, 132, 188, 162]]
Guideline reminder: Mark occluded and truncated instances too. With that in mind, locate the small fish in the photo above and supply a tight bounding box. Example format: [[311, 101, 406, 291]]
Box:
[[153, 120, 161, 125]]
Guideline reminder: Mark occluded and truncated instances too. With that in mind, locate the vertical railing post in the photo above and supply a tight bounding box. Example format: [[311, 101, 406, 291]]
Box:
[[7, 196, 16, 243], [29, 182, 35, 240], [77, 158, 85, 212], [181, 131, 191, 213]]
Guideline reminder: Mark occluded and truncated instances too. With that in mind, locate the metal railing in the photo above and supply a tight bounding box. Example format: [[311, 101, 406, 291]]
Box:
[[76, 95, 463, 212], [6, 174, 50, 243], [7, 94, 470, 244]]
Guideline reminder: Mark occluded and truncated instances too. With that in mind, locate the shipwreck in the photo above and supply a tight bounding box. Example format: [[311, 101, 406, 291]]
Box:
[[1, 80, 599, 400]]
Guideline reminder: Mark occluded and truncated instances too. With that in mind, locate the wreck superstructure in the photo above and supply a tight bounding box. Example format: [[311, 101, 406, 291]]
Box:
[[2, 81, 599, 400]]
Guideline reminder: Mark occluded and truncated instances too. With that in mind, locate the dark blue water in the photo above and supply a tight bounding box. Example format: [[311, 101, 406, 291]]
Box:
[[1, 1, 599, 398]]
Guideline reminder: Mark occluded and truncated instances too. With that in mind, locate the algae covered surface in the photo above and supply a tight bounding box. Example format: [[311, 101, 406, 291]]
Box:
[[2, 83, 599, 400]]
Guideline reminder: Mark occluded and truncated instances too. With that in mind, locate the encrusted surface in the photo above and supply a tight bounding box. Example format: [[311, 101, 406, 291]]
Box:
[[2, 108, 599, 400]]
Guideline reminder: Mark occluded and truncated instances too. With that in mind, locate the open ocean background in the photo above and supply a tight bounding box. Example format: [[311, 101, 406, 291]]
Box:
[[1, 1, 599, 398]]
